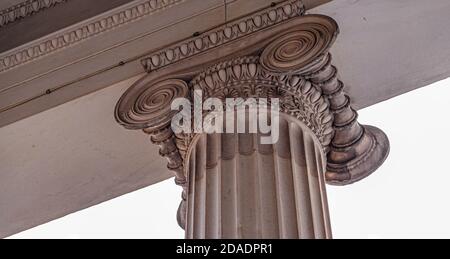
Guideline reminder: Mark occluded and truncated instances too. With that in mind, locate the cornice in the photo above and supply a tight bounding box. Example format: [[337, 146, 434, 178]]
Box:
[[0, 0, 67, 28], [0, 0, 185, 73], [140, 0, 306, 72]]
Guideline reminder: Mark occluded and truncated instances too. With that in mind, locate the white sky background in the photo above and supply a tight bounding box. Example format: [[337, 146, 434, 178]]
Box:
[[9, 78, 450, 239]]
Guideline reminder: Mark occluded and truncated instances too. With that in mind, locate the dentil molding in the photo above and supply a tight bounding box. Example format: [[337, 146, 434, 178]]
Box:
[[141, 0, 306, 72], [0, 0, 185, 73], [0, 0, 67, 28]]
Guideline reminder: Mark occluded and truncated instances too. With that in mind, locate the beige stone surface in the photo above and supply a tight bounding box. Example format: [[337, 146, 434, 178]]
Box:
[[314, 0, 450, 109], [0, 74, 171, 238]]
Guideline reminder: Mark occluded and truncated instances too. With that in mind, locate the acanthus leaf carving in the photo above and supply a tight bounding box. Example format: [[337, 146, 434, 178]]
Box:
[[190, 56, 334, 150]]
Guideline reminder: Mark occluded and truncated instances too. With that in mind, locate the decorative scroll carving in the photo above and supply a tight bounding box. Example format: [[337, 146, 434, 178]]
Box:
[[118, 79, 189, 130], [0, 0, 185, 73], [256, 19, 389, 185], [304, 54, 390, 185], [260, 18, 337, 75], [116, 78, 190, 185], [120, 79, 191, 228], [0, 0, 67, 28], [141, 0, 306, 72]]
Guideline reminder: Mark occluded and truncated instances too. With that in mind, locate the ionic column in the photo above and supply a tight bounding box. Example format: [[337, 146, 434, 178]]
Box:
[[184, 116, 331, 239], [114, 2, 390, 239]]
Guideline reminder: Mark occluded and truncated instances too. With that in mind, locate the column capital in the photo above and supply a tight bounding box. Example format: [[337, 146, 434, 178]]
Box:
[[114, 0, 390, 229], [115, 7, 388, 184]]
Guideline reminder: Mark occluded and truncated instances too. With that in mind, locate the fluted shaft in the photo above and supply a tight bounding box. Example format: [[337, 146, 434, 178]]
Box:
[[184, 116, 331, 239]]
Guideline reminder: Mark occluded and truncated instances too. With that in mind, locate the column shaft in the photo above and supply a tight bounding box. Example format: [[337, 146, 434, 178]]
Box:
[[184, 117, 332, 239]]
